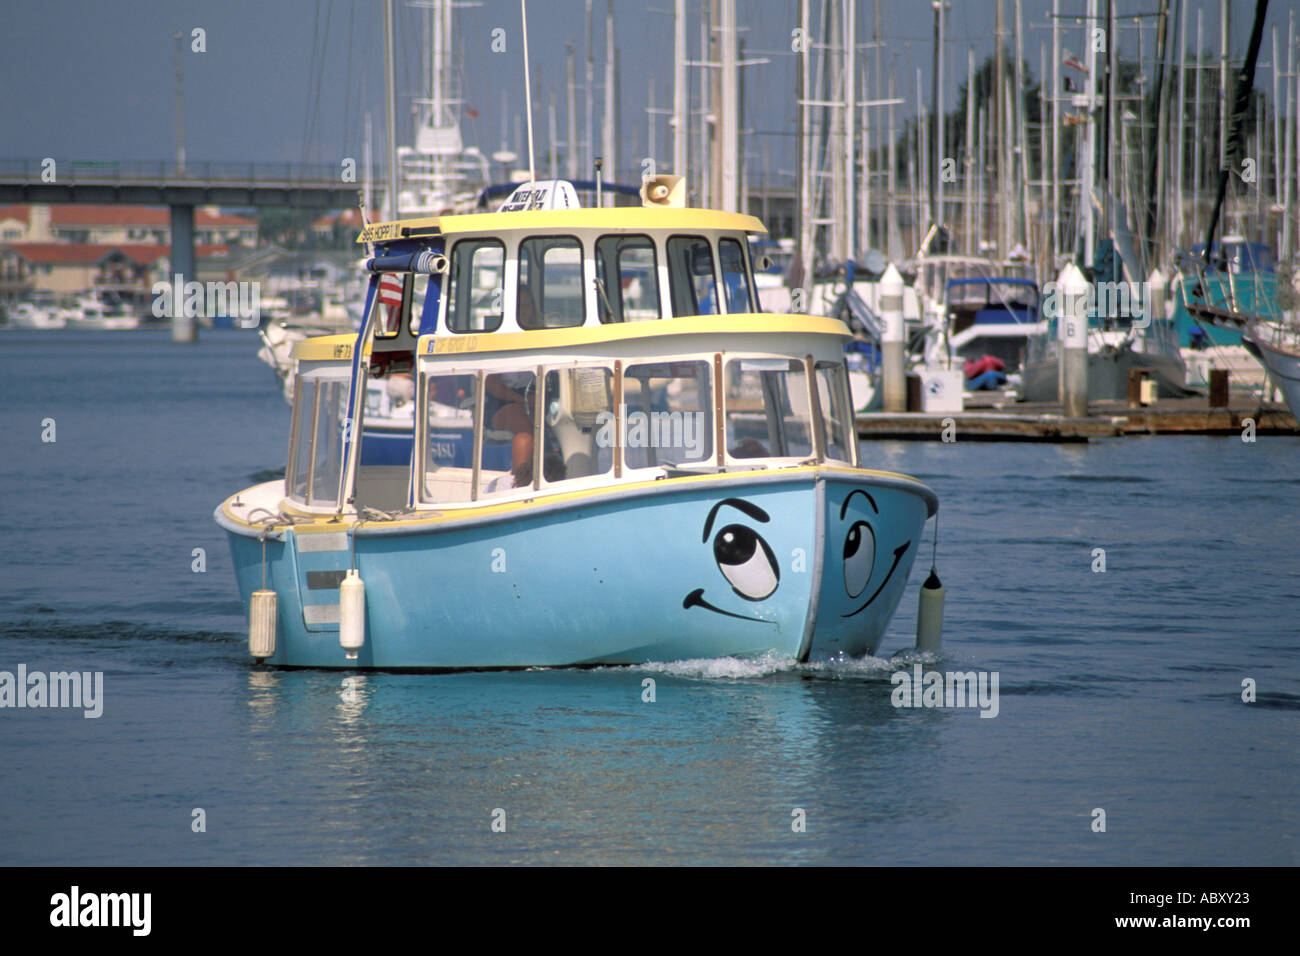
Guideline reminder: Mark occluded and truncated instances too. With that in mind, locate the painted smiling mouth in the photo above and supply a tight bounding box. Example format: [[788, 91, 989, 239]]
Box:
[[683, 588, 776, 625], [841, 542, 910, 618]]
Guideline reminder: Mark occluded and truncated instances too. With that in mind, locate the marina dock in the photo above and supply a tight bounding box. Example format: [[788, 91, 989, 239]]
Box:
[[856, 393, 1298, 442]]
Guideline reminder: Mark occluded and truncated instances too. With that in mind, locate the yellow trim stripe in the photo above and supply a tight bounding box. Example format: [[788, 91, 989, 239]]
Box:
[[221, 464, 933, 535], [358, 206, 767, 243], [290, 333, 371, 362], [420, 313, 850, 356]]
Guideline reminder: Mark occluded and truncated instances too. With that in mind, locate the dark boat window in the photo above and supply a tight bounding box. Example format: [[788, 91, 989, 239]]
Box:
[[518, 236, 585, 329], [446, 238, 504, 333], [719, 237, 755, 314], [666, 236, 719, 317], [595, 235, 660, 323]]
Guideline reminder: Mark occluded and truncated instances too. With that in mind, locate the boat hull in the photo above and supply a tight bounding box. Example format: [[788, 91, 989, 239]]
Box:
[[1247, 334, 1300, 419], [1020, 347, 1193, 402], [218, 468, 935, 669]]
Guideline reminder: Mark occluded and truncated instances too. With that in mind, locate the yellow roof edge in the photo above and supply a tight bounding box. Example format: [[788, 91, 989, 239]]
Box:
[[291, 332, 366, 362], [416, 313, 850, 356], [357, 206, 768, 243]]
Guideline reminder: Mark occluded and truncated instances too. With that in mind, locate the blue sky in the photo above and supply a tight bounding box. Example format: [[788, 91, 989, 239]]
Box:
[[1, 0, 1293, 182]]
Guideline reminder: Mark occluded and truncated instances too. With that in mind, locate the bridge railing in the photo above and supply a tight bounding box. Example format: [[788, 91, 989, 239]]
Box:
[[0, 158, 384, 188]]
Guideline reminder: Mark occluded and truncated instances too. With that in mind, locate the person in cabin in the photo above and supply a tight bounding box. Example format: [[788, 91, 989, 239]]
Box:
[[516, 283, 541, 330], [484, 370, 535, 485]]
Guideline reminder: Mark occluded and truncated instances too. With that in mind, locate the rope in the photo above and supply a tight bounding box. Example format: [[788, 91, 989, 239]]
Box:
[[931, 503, 939, 571]]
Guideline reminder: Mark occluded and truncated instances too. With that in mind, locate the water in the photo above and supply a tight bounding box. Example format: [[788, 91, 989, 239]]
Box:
[[1, 328, 1296, 865]]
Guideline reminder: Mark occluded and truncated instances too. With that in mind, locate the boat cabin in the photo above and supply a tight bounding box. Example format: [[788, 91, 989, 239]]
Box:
[[278, 179, 861, 518]]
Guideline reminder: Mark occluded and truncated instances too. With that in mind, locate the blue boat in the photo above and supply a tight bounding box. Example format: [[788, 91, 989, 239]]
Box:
[[1172, 239, 1281, 347], [215, 178, 939, 669]]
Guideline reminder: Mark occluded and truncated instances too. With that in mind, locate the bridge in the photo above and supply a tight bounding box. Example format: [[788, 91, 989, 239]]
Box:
[[0, 158, 380, 338], [0, 158, 374, 207]]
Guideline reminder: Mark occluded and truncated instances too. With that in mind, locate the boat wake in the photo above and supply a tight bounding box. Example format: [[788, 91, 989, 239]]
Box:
[[620, 647, 944, 681]]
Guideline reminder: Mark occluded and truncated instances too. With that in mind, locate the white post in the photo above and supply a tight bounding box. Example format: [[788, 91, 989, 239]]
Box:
[[881, 264, 906, 412], [1060, 263, 1089, 418]]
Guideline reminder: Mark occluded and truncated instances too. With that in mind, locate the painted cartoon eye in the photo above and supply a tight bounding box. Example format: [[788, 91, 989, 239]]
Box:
[[843, 520, 876, 598], [713, 524, 779, 601]]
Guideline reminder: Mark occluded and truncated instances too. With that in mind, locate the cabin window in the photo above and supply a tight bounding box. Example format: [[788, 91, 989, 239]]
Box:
[[723, 358, 813, 460], [595, 235, 660, 322], [621, 361, 713, 468], [666, 236, 719, 316], [446, 239, 504, 333], [815, 361, 855, 464], [481, 371, 538, 495], [719, 237, 755, 313], [542, 367, 614, 484], [517, 236, 585, 329], [421, 371, 479, 503], [285, 367, 352, 507]]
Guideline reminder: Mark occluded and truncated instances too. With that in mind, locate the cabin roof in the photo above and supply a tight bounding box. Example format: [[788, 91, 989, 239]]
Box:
[[358, 206, 767, 244]]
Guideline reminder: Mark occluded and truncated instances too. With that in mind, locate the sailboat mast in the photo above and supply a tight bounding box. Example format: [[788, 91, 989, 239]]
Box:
[[673, 0, 687, 178], [585, 0, 594, 174], [1193, 6, 1203, 240], [383, 0, 399, 220], [843, 0, 856, 259], [566, 44, 578, 178], [1175, 0, 1187, 249], [933, 0, 944, 229], [964, 46, 975, 254], [1052, 0, 1061, 262], [720, 0, 739, 212], [797, 0, 813, 287], [1082, 0, 1098, 261], [1146, 0, 1171, 262], [603, 0, 615, 198], [1283, 11, 1295, 260], [1201, 0, 1270, 263]]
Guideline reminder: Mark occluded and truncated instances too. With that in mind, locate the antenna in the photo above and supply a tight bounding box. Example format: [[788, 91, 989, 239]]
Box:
[[521, 0, 536, 182], [171, 31, 186, 174]]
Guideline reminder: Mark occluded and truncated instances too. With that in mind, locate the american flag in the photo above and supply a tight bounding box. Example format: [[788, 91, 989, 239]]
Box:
[[378, 272, 404, 333]]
